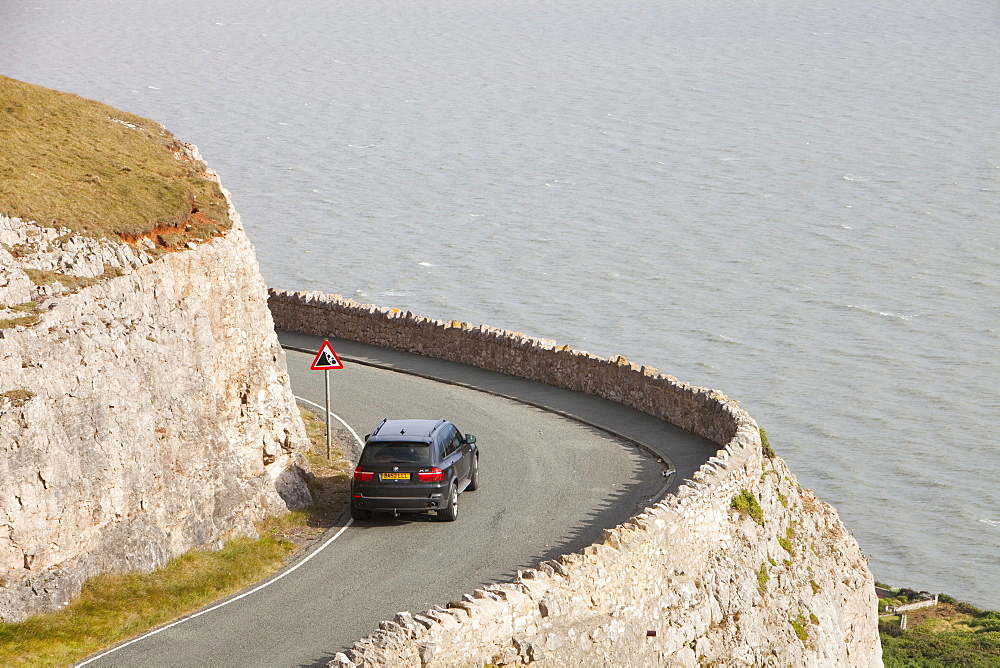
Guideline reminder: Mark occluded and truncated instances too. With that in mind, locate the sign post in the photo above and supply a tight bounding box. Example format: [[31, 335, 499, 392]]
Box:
[[324, 370, 331, 459], [309, 340, 344, 459]]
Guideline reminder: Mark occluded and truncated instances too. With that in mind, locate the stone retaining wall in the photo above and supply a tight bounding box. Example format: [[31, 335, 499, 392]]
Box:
[[268, 290, 881, 666], [268, 291, 743, 446]]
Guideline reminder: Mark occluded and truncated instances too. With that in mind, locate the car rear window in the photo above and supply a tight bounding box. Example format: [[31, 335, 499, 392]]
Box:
[[360, 442, 432, 466]]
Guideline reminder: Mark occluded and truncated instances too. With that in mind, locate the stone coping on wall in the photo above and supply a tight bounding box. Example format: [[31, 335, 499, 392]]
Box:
[[266, 289, 759, 452]]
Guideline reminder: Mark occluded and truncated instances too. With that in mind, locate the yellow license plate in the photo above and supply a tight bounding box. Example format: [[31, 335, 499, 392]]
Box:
[[381, 472, 410, 480]]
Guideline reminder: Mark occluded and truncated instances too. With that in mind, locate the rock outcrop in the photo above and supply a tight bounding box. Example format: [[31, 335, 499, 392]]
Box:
[[0, 165, 311, 621]]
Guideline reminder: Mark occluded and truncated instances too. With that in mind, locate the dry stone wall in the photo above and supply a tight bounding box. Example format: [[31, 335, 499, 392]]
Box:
[[0, 164, 311, 621], [268, 291, 882, 666]]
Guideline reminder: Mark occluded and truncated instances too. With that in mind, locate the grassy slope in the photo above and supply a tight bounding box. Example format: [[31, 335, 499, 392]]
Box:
[[880, 594, 1000, 667], [0, 75, 229, 238]]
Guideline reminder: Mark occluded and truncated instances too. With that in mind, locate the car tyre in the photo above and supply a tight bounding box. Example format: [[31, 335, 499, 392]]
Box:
[[437, 485, 459, 522], [467, 455, 479, 491], [351, 504, 372, 521]]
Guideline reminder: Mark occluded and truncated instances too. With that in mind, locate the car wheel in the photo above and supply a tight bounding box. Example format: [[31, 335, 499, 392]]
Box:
[[351, 504, 371, 521], [438, 485, 459, 522], [467, 455, 479, 491]]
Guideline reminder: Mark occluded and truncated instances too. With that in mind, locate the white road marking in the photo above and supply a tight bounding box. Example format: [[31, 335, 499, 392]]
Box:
[[77, 400, 363, 666], [296, 396, 366, 448]]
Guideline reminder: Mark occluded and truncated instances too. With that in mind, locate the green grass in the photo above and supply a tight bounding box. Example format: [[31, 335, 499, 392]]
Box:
[[0, 75, 230, 239], [8, 301, 39, 312], [731, 489, 764, 526], [0, 300, 44, 329], [882, 628, 1000, 667], [0, 407, 353, 666], [22, 266, 123, 292], [298, 406, 354, 518], [879, 589, 1000, 666], [0, 313, 41, 329], [0, 531, 296, 667]]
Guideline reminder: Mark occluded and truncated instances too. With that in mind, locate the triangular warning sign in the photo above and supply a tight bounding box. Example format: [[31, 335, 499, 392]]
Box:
[[310, 340, 344, 370]]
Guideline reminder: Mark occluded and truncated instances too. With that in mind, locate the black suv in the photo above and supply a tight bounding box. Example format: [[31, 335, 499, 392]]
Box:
[[350, 418, 479, 521]]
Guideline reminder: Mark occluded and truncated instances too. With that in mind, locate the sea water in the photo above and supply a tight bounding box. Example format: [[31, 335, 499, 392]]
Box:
[[3, 0, 998, 609]]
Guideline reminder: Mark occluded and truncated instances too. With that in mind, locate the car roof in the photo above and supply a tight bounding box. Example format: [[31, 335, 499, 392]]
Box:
[[367, 418, 448, 444]]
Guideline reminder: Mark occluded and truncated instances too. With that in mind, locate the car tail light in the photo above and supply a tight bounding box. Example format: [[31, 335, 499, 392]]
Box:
[[353, 467, 374, 482], [417, 467, 444, 482]]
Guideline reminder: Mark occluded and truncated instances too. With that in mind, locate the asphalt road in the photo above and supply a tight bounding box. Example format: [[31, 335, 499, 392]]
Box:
[[82, 332, 717, 667]]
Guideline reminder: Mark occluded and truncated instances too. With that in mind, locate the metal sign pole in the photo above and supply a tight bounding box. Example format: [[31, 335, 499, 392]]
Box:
[[325, 368, 332, 460], [310, 339, 344, 461]]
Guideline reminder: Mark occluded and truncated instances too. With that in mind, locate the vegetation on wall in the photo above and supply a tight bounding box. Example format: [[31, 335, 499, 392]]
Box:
[[0, 389, 35, 407], [756, 564, 769, 595], [778, 525, 795, 556], [730, 489, 764, 526], [759, 427, 775, 458], [789, 615, 809, 642]]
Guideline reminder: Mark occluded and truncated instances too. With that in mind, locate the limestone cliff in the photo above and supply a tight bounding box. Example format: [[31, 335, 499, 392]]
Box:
[[0, 166, 311, 621]]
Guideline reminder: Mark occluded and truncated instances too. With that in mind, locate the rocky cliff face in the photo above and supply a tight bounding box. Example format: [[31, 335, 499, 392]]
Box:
[[0, 170, 311, 621]]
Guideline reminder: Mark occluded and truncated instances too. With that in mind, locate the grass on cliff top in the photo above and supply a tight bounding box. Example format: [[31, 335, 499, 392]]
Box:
[[0, 75, 230, 238], [0, 407, 353, 667]]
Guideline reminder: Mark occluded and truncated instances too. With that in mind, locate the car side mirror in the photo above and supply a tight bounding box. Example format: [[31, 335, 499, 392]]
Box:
[[465, 434, 476, 444]]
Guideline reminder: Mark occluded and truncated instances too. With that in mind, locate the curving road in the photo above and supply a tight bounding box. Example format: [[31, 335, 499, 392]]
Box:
[[82, 331, 717, 667]]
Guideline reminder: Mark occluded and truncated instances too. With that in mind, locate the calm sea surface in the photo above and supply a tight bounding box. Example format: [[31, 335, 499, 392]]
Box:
[[4, 0, 998, 609]]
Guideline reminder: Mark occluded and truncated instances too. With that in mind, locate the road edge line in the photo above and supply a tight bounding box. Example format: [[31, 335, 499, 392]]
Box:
[[77, 405, 366, 666], [296, 395, 365, 447], [76, 520, 353, 666]]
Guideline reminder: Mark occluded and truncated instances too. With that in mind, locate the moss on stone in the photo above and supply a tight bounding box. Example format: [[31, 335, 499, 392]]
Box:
[[1, 389, 35, 407], [779, 525, 795, 556], [757, 564, 770, 595], [0, 313, 40, 329], [790, 616, 809, 641], [157, 232, 185, 248]]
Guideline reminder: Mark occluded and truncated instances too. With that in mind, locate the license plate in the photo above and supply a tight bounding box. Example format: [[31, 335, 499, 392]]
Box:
[[381, 472, 410, 480]]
